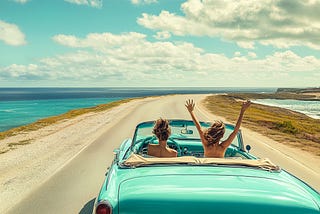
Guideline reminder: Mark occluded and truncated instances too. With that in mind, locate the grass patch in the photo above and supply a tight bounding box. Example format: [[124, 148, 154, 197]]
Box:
[[0, 148, 10, 154], [226, 92, 320, 101], [275, 121, 298, 134], [8, 139, 32, 147], [0, 139, 33, 154], [203, 94, 320, 156], [0, 98, 136, 141]]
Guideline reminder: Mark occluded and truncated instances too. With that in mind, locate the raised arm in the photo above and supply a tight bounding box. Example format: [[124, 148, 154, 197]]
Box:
[[221, 100, 251, 149], [185, 99, 204, 138]]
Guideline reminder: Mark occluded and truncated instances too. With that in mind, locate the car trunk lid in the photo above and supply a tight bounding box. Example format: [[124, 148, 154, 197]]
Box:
[[118, 174, 319, 214]]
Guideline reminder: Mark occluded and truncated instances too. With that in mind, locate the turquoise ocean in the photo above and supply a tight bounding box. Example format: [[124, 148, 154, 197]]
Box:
[[1, 87, 318, 132], [0, 97, 122, 132]]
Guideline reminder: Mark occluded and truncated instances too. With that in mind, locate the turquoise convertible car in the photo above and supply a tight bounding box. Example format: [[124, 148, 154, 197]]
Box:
[[93, 120, 320, 214]]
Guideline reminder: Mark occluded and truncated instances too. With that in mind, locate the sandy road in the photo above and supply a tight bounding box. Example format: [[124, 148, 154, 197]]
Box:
[[5, 94, 320, 214]]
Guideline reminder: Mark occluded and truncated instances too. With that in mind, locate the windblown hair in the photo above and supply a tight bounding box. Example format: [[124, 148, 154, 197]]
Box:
[[152, 118, 171, 141], [203, 120, 225, 146]]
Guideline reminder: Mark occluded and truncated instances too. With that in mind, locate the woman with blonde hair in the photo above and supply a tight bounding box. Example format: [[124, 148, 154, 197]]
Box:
[[147, 118, 178, 158], [185, 99, 251, 158]]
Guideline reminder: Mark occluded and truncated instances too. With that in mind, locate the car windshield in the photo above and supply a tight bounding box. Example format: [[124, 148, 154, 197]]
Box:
[[132, 120, 242, 149]]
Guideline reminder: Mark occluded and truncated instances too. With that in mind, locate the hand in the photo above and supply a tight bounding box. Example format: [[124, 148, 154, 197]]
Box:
[[185, 99, 195, 112], [241, 100, 251, 112]]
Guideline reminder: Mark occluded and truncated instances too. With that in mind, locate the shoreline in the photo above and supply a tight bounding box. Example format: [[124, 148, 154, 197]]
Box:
[[0, 94, 319, 213], [252, 99, 320, 119], [1, 90, 319, 135], [0, 97, 156, 213]]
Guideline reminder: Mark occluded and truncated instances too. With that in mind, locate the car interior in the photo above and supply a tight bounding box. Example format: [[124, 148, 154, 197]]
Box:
[[133, 136, 251, 159], [130, 120, 253, 160]]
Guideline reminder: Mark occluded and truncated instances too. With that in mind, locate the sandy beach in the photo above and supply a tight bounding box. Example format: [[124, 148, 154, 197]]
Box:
[[0, 94, 319, 213]]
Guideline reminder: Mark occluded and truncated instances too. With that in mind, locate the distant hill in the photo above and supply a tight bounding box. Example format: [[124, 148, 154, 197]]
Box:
[[277, 87, 320, 93]]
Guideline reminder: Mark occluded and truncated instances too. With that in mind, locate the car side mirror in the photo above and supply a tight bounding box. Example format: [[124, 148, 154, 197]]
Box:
[[246, 145, 251, 153], [113, 149, 120, 161]]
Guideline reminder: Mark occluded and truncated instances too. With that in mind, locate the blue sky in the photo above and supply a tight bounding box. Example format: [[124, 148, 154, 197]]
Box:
[[0, 0, 319, 87]]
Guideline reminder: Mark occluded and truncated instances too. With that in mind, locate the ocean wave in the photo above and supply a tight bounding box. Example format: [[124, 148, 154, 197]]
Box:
[[0, 109, 16, 113], [253, 99, 320, 119]]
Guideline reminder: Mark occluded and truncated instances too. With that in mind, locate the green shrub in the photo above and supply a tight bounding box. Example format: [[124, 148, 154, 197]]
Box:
[[275, 121, 298, 134]]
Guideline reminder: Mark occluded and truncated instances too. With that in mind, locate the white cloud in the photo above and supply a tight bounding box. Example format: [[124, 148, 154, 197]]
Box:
[[131, 0, 158, 5], [1, 64, 40, 79], [234, 52, 241, 57], [153, 31, 171, 40], [138, 11, 211, 37], [137, 0, 320, 50], [52, 32, 147, 49], [11, 0, 30, 3], [64, 0, 103, 8], [1, 32, 320, 87], [248, 52, 257, 58], [237, 41, 255, 49], [0, 20, 26, 46]]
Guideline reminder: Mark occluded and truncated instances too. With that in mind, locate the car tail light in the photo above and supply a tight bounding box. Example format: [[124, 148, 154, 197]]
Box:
[[96, 202, 112, 214]]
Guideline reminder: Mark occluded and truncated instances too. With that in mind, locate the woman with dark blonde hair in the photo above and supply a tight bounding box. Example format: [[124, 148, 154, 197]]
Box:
[[147, 118, 178, 158], [185, 99, 251, 158]]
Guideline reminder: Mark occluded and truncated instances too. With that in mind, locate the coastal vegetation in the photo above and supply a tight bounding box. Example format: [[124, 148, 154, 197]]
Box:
[[203, 94, 320, 156], [276, 87, 320, 94], [224, 91, 320, 101]]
